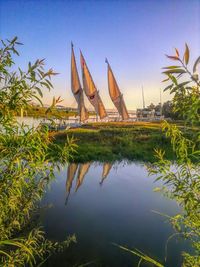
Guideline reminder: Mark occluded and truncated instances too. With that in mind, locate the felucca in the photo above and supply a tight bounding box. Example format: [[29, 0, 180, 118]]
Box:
[[71, 43, 88, 122], [106, 59, 129, 120], [80, 51, 107, 120]]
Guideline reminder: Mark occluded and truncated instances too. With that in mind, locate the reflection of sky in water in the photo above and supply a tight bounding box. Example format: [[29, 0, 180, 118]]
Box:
[[41, 161, 190, 267]]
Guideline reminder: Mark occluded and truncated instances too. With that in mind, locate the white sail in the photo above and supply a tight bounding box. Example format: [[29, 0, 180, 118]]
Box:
[[80, 51, 107, 119], [71, 43, 88, 122], [106, 59, 129, 120]]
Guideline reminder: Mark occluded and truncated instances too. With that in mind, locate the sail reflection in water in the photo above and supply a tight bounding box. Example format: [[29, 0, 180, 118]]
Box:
[[65, 162, 114, 201], [100, 163, 113, 186], [66, 163, 78, 193], [65, 163, 78, 204], [75, 163, 91, 192]]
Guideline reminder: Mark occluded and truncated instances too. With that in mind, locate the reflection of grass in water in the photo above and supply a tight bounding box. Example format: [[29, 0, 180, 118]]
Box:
[[112, 243, 164, 267]]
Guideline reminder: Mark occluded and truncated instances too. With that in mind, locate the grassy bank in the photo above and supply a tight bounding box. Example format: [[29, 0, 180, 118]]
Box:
[[50, 122, 175, 162]]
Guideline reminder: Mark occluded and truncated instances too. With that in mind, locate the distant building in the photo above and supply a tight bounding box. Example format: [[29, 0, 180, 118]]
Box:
[[136, 108, 155, 119]]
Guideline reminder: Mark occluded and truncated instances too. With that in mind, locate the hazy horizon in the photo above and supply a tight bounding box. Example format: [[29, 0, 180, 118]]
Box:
[[1, 0, 199, 110]]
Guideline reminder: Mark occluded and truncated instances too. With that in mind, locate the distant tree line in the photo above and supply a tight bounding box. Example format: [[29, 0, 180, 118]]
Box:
[[146, 101, 180, 120]]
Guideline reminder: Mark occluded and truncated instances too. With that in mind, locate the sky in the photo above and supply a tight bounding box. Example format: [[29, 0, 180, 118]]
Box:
[[0, 0, 200, 110]]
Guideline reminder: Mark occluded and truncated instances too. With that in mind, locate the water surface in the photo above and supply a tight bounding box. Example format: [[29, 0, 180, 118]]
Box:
[[41, 161, 188, 267]]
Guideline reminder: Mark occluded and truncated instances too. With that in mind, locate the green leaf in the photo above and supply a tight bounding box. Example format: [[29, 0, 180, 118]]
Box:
[[32, 95, 43, 106], [153, 187, 161, 192], [35, 87, 43, 97], [11, 36, 18, 44], [162, 69, 186, 74], [162, 77, 170, 82], [15, 41, 23, 45], [162, 66, 181, 70], [164, 84, 173, 92], [169, 74, 178, 85], [178, 81, 191, 87]]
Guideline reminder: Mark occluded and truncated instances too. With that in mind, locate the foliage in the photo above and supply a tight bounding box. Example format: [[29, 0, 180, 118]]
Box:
[[148, 44, 200, 266], [0, 37, 76, 266], [161, 100, 180, 120], [162, 43, 200, 125], [112, 45, 200, 267], [21, 104, 78, 119], [112, 243, 164, 267], [0, 229, 76, 267], [17, 104, 96, 119]]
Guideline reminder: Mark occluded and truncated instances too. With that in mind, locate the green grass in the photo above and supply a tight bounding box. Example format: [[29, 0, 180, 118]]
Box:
[[51, 122, 175, 163]]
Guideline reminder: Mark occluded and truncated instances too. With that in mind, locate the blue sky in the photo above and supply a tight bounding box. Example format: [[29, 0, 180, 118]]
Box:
[[0, 0, 200, 109]]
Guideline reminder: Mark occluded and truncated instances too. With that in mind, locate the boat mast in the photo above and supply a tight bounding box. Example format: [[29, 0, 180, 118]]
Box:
[[160, 88, 162, 116], [142, 85, 145, 109]]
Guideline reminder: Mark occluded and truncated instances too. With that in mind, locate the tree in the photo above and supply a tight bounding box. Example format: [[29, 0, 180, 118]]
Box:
[[155, 103, 161, 112], [0, 37, 76, 266], [161, 100, 180, 119], [147, 103, 156, 110]]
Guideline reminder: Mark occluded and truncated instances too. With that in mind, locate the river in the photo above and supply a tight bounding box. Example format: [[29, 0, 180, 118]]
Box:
[[41, 161, 189, 267]]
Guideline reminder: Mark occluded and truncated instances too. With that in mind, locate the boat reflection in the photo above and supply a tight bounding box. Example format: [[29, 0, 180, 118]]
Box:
[[75, 163, 91, 192], [100, 163, 113, 186], [65, 163, 78, 204], [65, 162, 114, 204]]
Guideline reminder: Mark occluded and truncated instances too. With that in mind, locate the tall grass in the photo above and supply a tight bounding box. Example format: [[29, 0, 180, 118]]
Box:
[[112, 243, 164, 267]]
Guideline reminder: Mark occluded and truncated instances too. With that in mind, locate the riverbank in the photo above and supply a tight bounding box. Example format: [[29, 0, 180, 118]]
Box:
[[16, 105, 94, 119], [50, 122, 175, 162]]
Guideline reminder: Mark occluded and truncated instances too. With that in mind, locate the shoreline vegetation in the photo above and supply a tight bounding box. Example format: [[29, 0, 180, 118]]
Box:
[[50, 122, 175, 163], [50, 121, 199, 163], [16, 104, 97, 119]]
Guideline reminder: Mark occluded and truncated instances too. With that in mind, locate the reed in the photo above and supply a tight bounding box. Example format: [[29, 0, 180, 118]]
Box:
[[112, 243, 164, 267]]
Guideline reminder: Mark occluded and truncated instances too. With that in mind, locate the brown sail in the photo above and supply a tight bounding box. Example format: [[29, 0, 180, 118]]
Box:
[[80, 51, 107, 119], [75, 163, 91, 192], [106, 59, 129, 120], [71, 43, 88, 122], [100, 163, 113, 185]]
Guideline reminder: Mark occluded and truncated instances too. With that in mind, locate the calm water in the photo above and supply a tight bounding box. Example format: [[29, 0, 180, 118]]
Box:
[[41, 161, 189, 267]]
